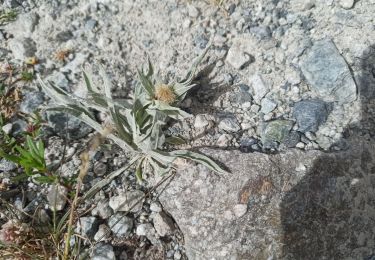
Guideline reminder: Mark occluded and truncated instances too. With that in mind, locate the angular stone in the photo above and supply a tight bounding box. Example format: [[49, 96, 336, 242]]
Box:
[[19, 91, 44, 114], [250, 74, 270, 104], [8, 37, 37, 61], [92, 243, 115, 260], [261, 120, 294, 149], [218, 117, 241, 133], [301, 40, 357, 103], [46, 184, 68, 211], [293, 99, 330, 133], [152, 211, 175, 237], [108, 213, 133, 237], [109, 190, 145, 213], [46, 111, 92, 140], [76, 217, 99, 238], [226, 37, 256, 69], [260, 98, 277, 114], [339, 0, 355, 9]]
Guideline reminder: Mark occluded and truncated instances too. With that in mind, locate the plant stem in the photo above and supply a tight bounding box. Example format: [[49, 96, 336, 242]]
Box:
[[63, 180, 81, 260]]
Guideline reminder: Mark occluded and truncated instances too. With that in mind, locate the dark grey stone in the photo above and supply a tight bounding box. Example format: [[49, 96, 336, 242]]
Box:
[[249, 25, 272, 40], [261, 120, 294, 149], [293, 99, 330, 133], [301, 39, 357, 103], [76, 217, 99, 238], [282, 131, 301, 148], [20, 91, 45, 114], [46, 111, 92, 140]]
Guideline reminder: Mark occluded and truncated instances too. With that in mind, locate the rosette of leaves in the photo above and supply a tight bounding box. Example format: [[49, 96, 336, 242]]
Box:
[[38, 48, 227, 181]]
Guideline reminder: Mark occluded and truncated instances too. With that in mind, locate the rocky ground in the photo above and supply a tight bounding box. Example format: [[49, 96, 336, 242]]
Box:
[[0, 0, 375, 259]]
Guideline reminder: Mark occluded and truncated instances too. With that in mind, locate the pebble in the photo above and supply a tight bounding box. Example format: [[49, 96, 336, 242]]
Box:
[[46, 184, 68, 211], [94, 224, 111, 242], [76, 216, 99, 238], [92, 243, 116, 260], [93, 162, 107, 176], [260, 98, 277, 114], [218, 117, 241, 133], [92, 200, 113, 219], [19, 91, 45, 114], [150, 202, 163, 213], [233, 204, 247, 218], [2, 123, 13, 135], [8, 37, 37, 61], [108, 213, 133, 237], [194, 114, 210, 129], [152, 211, 175, 237], [293, 99, 330, 133], [250, 74, 270, 104], [109, 190, 145, 212], [339, 0, 355, 9], [0, 159, 17, 172], [187, 5, 199, 18]]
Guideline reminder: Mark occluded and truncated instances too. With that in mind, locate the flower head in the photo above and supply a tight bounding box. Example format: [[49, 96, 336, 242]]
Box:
[[154, 84, 176, 104]]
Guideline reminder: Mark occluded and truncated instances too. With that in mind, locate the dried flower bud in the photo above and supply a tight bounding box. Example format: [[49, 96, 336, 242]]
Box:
[[154, 84, 176, 104]]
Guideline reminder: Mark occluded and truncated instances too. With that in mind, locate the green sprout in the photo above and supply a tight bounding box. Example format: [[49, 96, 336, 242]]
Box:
[[0, 10, 17, 26]]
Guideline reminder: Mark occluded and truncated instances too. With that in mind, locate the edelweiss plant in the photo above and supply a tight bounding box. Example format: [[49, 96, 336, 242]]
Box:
[[38, 47, 226, 180]]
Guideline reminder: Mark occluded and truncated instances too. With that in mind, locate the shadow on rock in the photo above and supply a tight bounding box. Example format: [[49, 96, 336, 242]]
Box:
[[280, 45, 375, 259]]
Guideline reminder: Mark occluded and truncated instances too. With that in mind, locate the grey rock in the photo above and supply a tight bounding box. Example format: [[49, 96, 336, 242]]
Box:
[[93, 162, 107, 176], [4, 0, 25, 8], [46, 184, 68, 211], [109, 190, 145, 212], [20, 91, 44, 114], [94, 224, 111, 242], [62, 53, 88, 74], [6, 12, 38, 37], [11, 119, 27, 135], [260, 98, 277, 114], [187, 5, 200, 18], [226, 38, 255, 69], [293, 100, 330, 133], [8, 37, 37, 61], [301, 40, 357, 103], [85, 19, 97, 31], [152, 211, 175, 237], [136, 223, 160, 245], [218, 117, 241, 133], [339, 0, 355, 9], [150, 202, 162, 213], [250, 74, 269, 103], [157, 142, 375, 259], [2, 123, 13, 135], [261, 120, 294, 149], [194, 114, 210, 129], [282, 131, 301, 148], [108, 213, 133, 237], [229, 85, 253, 105], [92, 200, 113, 219], [249, 25, 272, 40], [46, 111, 92, 140], [92, 243, 116, 260], [76, 217, 99, 238], [194, 33, 209, 49], [55, 30, 74, 42], [0, 159, 17, 172]]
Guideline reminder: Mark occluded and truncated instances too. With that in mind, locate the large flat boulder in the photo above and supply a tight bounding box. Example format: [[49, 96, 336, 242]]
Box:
[[157, 141, 375, 259]]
